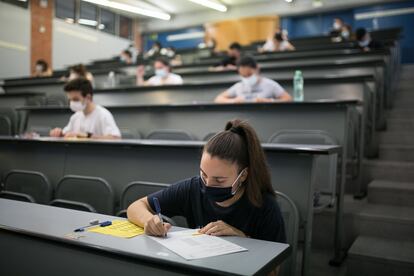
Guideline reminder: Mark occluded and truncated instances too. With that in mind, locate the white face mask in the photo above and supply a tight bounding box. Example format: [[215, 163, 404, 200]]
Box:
[[333, 22, 341, 30], [155, 68, 168, 78], [70, 100, 87, 112], [241, 74, 258, 87], [341, 31, 350, 38], [35, 65, 44, 73]]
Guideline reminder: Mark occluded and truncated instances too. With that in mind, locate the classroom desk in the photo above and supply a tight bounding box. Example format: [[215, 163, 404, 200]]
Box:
[[91, 76, 377, 157], [0, 91, 45, 108], [0, 138, 341, 275], [0, 198, 290, 276]]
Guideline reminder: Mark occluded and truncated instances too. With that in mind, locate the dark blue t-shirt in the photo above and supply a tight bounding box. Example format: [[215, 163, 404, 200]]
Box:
[[147, 176, 286, 243]]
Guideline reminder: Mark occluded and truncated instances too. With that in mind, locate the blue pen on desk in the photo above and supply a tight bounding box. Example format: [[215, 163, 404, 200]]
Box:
[[74, 220, 112, 232], [153, 197, 166, 237]]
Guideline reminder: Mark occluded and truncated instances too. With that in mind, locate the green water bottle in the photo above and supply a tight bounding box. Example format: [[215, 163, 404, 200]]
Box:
[[293, 70, 304, 101]]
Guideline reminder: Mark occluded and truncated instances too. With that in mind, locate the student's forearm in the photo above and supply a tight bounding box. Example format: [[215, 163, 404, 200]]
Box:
[[127, 199, 154, 228]]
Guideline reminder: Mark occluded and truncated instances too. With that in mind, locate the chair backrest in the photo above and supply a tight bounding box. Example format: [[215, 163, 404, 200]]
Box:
[[0, 108, 18, 135], [119, 181, 186, 227], [269, 130, 338, 207], [3, 170, 53, 204], [120, 181, 169, 210], [0, 191, 35, 203], [54, 175, 114, 214], [146, 129, 194, 141], [120, 128, 139, 139], [275, 191, 300, 276], [0, 115, 12, 136], [30, 126, 51, 137], [203, 132, 217, 141]]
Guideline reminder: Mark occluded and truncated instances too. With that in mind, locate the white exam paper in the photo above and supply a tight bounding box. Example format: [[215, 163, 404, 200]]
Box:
[[149, 229, 248, 260]]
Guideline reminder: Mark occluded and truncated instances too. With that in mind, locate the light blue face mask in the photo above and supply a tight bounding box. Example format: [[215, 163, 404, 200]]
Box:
[[155, 68, 168, 78], [241, 74, 258, 87]]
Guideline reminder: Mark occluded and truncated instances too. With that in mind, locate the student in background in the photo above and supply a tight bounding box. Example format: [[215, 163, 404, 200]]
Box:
[[127, 119, 286, 246], [34, 59, 52, 77], [63, 64, 95, 87], [49, 78, 121, 139], [330, 18, 348, 42], [259, 32, 295, 53], [215, 56, 292, 103], [145, 41, 162, 58], [341, 24, 352, 40], [136, 57, 183, 86], [120, 50, 133, 64], [211, 42, 242, 71], [356, 28, 383, 52]]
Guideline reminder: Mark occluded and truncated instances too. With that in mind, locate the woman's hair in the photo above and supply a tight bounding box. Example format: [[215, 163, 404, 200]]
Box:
[[204, 119, 275, 207], [70, 64, 87, 77]]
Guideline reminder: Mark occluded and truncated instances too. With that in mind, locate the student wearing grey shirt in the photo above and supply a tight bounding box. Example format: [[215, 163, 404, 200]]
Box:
[[215, 56, 292, 103]]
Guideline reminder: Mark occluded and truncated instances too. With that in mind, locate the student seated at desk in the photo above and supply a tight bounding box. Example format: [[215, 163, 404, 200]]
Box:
[[356, 28, 383, 52], [34, 59, 52, 77], [49, 78, 121, 139], [128, 119, 286, 244], [120, 49, 134, 65], [210, 42, 242, 71], [259, 32, 295, 53], [214, 56, 292, 103], [136, 57, 183, 86]]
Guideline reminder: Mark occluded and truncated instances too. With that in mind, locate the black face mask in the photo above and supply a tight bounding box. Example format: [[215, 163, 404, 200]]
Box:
[[200, 169, 246, 203]]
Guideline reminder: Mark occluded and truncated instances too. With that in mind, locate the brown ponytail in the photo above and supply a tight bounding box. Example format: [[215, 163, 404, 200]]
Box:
[[204, 119, 275, 207]]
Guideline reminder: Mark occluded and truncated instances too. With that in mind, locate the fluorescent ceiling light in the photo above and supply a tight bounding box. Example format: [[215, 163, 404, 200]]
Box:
[[188, 0, 227, 12], [82, 0, 171, 20]]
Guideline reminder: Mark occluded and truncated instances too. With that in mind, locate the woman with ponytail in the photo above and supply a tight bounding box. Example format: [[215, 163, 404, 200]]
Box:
[[128, 119, 286, 244]]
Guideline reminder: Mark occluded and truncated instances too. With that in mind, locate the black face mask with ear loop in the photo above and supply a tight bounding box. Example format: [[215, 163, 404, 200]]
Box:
[[200, 169, 246, 203]]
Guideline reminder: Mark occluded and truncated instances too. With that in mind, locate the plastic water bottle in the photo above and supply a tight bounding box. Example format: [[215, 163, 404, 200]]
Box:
[[293, 70, 304, 101], [108, 71, 116, 88]]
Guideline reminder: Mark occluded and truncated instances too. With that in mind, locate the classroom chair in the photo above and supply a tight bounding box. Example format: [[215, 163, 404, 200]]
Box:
[[276, 191, 300, 276], [268, 130, 338, 211], [116, 181, 186, 227], [0, 107, 18, 136], [146, 129, 195, 141], [50, 175, 114, 215], [0, 170, 53, 204], [120, 128, 140, 139], [0, 115, 12, 136]]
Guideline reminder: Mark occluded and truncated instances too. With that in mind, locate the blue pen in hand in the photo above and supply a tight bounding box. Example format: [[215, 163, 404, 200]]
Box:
[[153, 197, 166, 237]]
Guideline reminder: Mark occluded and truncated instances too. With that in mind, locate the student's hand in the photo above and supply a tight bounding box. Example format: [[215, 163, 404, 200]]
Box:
[[64, 132, 78, 138], [144, 215, 171, 237], [254, 97, 274, 103], [231, 96, 245, 104], [136, 65, 145, 78], [199, 220, 246, 237], [50, 128, 63, 137]]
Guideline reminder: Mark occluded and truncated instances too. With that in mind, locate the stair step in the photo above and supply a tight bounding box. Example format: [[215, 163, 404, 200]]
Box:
[[379, 132, 414, 145], [364, 160, 414, 182], [347, 236, 414, 276], [386, 119, 414, 131], [368, 180, 414, 207], [379, 144, 414, 161]]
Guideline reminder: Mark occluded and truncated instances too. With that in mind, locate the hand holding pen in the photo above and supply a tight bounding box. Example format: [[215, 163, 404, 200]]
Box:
[[144, 197, 171, 237]]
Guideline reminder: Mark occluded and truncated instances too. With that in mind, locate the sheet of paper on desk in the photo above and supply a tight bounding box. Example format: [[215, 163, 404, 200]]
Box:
[[88, 220, 144, 238], [149, 229, 248, 260]]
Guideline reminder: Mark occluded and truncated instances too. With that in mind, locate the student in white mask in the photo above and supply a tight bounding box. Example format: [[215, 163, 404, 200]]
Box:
[[356, 28, 383, 52], [136, 57, 183, 86], [214, 56, 292, 103], [49, 78, 121, 139], [34, 59, 52, 77]]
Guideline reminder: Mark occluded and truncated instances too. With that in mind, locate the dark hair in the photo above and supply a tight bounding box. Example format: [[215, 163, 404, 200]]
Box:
[[70, 64, 87, 77], [238, 55, 257, 69], [229, 42, 242, 51], [274, 32, 284, 42], [122, 50, 132, 58], [154, 57, 170, 67], [204, 119, 275, 207], [36, 59, 48, 71], [356, 28, 367, 41], [153, 41, 162, 48], [64, 78, 93, 97]]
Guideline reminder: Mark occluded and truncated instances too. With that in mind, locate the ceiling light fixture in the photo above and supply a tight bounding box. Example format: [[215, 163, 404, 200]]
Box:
[[188, 0, 227, 12], [82, 0, 171, 20]]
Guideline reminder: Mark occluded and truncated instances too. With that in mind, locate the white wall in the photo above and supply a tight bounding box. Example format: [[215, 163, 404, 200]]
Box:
[[0, 2, 30, 79], [53, 19, 131, 70], [141, 0, 400, 32]]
